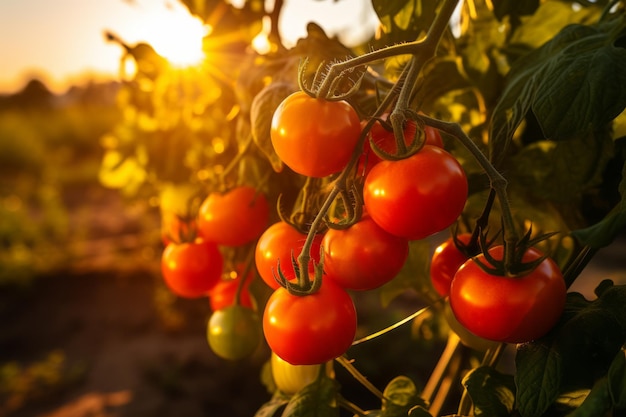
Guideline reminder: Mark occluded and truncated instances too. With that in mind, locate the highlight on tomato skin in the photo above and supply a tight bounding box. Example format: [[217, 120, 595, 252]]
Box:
[[262, 278, 357, 366], [363, 145, 468, 241], [197, 185, 270, 247], [207, 305, 262, 361], [161, 239, 223, 298], [254, 221, 324, 290], [270, 91, 361, 178], [449, 245, 567, 344], [322, 215, 409, 291], [430, 233, 473, 297]]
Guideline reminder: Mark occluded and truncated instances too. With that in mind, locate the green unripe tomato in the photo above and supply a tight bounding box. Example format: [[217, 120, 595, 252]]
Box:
[[270, 352, 334, 394], [207, 305, 261, 360]]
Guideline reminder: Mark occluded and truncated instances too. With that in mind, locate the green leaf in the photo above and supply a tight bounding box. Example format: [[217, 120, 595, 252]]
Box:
[[532, 19, 626, 140], [608, 348, 626, 408], [515, 341, 563, 417], [250, 82, 295, 173], [378, 240, 432, 308], [571, 156, 626, 248], [254, 394, 289, 417], [508, 1, 601, 50], [515, 282, 626, 417], [566, 378, 612, 417], [373, 0, 439, 43], [489, 16, 626, 164], [282, 374, 340, 417], [462, 366, 516, 417], [510, 130, 614, 203], [382, 376, 427, 417], [492, 0, 540, 23]]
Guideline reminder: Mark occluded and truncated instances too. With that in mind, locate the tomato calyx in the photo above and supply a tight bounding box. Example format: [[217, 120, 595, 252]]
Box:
[[273, 251, 324, 296], [473, 226, 559, 278], [368, 109, 426, 161]]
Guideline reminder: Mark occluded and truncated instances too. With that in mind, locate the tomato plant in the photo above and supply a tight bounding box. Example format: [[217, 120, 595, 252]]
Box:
[[429, 233, 473, 297], [255, 221, 324, 290], [449, 245, 567, 343], [197, 186, 269, 247], [322, 215, 409, 291], [161, 240, 223, 298], [207, 305, 262, 361], [270, 91, 361, 178], [363, 145, 468, 241], [263, 278, 357, 365], [101, 0, 626, 415]]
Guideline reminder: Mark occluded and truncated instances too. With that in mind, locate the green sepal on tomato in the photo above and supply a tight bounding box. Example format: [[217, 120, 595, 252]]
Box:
[[322, 215, 409, 291], [270, 91, 361, 178], [449, 245, 567, 344], [263, 278, 357, 365], [161, 239, 223, 298], [358, 114, 444, 174], [197, 185, 269, 247], [363, 145, 468, 241], [255, 221, 324, 290]]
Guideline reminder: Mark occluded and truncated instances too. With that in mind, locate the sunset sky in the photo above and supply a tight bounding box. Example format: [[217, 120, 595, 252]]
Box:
[[0, 0, 379, 94]]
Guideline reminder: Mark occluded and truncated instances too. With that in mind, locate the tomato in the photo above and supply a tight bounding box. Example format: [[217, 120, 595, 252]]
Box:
[[263, 278, 357, 365], [255, 221, 324, 290], [430, 233, 473, 297], [322, 215, 409, 291], [363, 145, 468, 241], [207, 305, 261, 360], [449, 246, 566, 343], [161, 240, 223, 298], [197, 186, 269, 247], [209, 268, 255, 311], [270, 91, 361, 177], [443, 301, 500, 352], [270, 351, 335, 395], [358, 115, 444, 175]]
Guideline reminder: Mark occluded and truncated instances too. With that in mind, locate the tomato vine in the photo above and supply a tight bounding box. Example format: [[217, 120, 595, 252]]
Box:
[[101, 0, 626, 415]]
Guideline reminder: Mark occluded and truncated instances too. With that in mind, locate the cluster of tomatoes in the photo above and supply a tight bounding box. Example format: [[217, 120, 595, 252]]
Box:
[[160, 90, 567, 369]]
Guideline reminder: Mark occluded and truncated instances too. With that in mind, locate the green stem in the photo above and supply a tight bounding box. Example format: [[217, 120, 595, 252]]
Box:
[[418, 115, 520, 271], [315, 0, 459, 99], [335, 356, 386, 401]]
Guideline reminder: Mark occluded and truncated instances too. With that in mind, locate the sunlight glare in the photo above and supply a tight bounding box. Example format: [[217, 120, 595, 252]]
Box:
[[142, 5, 209, 67]]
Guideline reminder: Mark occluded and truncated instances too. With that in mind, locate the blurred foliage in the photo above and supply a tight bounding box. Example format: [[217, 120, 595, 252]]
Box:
[[0, 351, 85, 416], [0, 80, 122, 285]]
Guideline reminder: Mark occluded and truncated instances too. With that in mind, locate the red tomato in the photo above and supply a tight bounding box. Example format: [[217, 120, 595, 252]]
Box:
[[430, 233, 473, 297], [263, 278, 357, 365], [449, 246, 566, 343], [358, 116, 444, 174], [209, 269, 255, 311], [322, 216, 409, 291], [270, 91, 361, 177], [161, 240, 223, 298], [255, 221, 324, 290], [197, 186, 269, 247], [363, 145, 468, 241]]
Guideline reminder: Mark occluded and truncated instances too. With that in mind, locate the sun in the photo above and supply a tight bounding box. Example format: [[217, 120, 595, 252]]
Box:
[[139, 3, 209, 67]]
